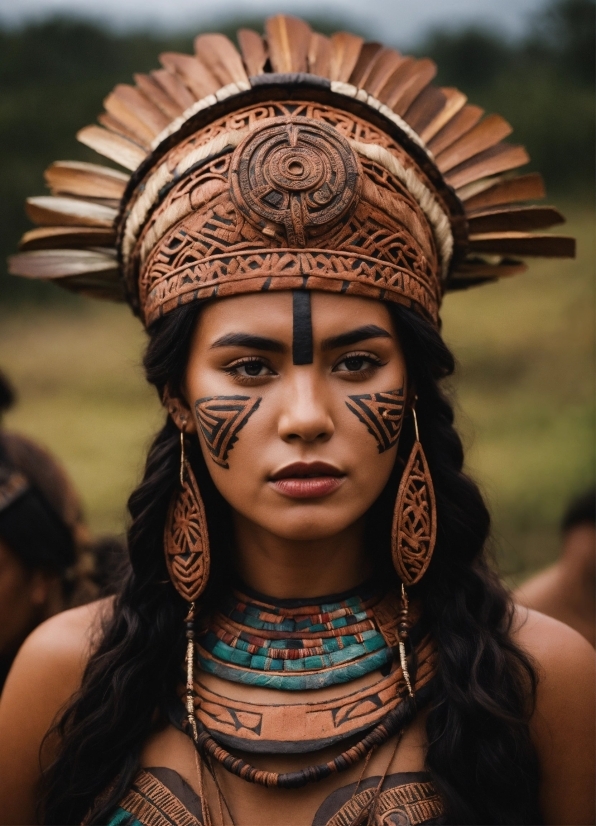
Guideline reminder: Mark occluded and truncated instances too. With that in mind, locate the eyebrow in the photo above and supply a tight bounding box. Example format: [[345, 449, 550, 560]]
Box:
[[210, 332, 286, 352], [321, 324, 393, 351]]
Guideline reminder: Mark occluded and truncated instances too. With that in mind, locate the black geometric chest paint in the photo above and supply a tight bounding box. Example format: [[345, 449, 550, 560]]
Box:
[[345, 388, 405, 453], [195, 395, 261, 468]]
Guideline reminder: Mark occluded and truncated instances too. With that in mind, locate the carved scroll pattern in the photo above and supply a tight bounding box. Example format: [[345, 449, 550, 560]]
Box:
[[164, 460, 210, 602], [392, 441, 437, 586]]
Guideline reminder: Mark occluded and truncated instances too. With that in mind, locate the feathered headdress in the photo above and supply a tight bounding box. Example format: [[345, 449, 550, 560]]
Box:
[[8, 15, 574, 327]]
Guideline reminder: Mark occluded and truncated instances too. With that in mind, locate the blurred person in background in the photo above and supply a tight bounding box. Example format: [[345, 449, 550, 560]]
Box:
[[0, 369, 101, 691], [515, 489, 595, 646]]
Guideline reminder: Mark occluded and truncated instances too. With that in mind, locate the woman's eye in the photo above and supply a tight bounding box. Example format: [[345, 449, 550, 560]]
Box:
[[334, 354, 382, 373], [227, 360, 274, 379]]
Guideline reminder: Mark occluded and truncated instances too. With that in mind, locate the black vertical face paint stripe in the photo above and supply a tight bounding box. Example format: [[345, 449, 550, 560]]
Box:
[[292, 290, 314, 365]]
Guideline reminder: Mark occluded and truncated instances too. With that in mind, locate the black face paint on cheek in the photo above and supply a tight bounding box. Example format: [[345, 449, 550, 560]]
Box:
[[345, 387, 405, 453], [195, 395, 261, 468], [292, 290, 313, 365]]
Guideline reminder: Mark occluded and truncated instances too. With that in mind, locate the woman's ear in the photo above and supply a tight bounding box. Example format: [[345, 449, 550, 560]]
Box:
[[162, 385, 197, 434]]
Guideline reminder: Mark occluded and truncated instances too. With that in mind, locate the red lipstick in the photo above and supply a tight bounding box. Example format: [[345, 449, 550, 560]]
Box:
[[269, 462, 346, 499]]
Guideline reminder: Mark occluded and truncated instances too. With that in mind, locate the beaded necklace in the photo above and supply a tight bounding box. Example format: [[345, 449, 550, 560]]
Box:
[[195, 582, 393, 691]]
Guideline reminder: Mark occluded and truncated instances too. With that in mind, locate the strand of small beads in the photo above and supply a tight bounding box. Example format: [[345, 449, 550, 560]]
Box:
[[398, 584, 414, 699]]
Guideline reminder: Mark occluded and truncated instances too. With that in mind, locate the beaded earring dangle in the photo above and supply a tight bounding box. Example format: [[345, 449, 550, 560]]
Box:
[[392, 401, 437, 698]]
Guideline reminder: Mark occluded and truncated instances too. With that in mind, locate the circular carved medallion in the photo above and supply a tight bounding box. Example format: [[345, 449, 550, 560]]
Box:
[[230, 117, 361, 246]]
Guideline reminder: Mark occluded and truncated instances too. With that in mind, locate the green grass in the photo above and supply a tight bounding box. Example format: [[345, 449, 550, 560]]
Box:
[[0, 206, 593, 579]]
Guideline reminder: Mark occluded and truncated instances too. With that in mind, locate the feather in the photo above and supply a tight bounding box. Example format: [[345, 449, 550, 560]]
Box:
[[105, 84, 170, 142], [265, 15, 312, 74], [468, 232, 576, 257], [159, 52, 219, 100], [427, 104, 484, 156], [44, 161, 128, 201], [237, 29, 268, 76], [451, 259, 528, 279], [194, 33, 248, 86], [349, 42, 383, 87], [77, 125, 146, 171], [403, 85, 447, 134], [19, 226, 116, 251], [59, 272, 125, 301], [419, 88, 467, 144], [134, 73, 184, 120], [467, 205, 564, 234], [436, 114, 513, 174], [308, 33, 332, 78], [362, 49, 405, 97], [389, 59, 437, 116], [447, 144, 529, 190], [8, 249, 118, 279], [462, 172, 546, 211], [98, 112, 150, 148], [26, 196, 117, 228], [329, 31, 364, 82], [151, 69, 196, 110]]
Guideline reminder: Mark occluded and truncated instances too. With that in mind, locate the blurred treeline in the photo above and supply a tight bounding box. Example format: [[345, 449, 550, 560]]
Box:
[[0, 0, 593, 303]]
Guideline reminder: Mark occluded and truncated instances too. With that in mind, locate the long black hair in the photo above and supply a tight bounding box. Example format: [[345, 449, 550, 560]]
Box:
[[40, 302, 541, 825]]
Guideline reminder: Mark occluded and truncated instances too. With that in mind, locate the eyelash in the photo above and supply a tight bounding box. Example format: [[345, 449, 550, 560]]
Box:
[[223, 358, 277, 384], [222, 351, 385, 384], [333, 351, 385, 376]]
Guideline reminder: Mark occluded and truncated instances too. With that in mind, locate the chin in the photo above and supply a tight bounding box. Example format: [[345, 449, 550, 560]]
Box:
[[263, 514, 357, 542]]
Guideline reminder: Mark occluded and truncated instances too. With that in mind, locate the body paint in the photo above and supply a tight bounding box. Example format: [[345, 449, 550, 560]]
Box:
[[292, 290, 313, 365], [345, 388, 405, 453], [195, 395, 261, 468]]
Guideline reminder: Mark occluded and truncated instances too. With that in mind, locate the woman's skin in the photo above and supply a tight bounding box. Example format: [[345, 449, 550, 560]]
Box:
[[0, 292, 593, 825]]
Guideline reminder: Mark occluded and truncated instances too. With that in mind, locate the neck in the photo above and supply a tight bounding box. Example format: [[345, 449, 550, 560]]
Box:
[[232, 514, 371, 600]]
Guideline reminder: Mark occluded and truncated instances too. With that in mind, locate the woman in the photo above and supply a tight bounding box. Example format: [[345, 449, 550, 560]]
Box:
[[1, 16, 593, 825]]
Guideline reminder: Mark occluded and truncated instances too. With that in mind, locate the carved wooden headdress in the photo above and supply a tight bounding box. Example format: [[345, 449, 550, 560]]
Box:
[[9, 15, 575, 327]]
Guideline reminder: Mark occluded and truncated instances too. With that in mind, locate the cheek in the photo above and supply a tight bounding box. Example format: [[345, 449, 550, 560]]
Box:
[[194, 394, 262, 469], [344, 386, 406, 453]]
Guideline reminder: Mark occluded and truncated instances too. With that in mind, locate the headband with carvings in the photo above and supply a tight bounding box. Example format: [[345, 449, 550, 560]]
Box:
[[9, 15, 575, 328]]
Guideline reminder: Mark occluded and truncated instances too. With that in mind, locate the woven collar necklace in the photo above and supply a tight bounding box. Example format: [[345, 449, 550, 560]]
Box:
[[195, 580, 393, 691]]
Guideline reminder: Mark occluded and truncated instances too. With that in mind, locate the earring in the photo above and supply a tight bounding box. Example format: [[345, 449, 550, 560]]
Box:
[[391, 402, 437, 588], [164, 426, 211, 603]]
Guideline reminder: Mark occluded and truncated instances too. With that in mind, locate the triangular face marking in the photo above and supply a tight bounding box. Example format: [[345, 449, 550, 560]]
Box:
[[345, 388, 405, 453], [195, 395, 261, 468]]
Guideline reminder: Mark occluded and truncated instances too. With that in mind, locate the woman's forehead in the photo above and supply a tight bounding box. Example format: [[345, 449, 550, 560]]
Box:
[[195, 291, 395, 355]]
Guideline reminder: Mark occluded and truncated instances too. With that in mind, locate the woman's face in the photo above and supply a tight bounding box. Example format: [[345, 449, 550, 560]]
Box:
[[183, 291, 407, 542]]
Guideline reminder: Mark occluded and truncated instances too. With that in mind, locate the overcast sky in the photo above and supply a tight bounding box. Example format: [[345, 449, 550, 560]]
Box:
[[0, 0, 549, 46]]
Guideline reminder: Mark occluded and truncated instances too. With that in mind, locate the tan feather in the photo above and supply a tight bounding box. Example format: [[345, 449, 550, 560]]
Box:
[[362, 49, 405, 97], [44, 161, 128, 201], [8, 249, 118, 279], [467, 206, 564, 234], [427, 104, 484, 156], [468, 232, 575, 257], [19, 226, 116, 251], [265, 15, 312, 74], [403, 85, 447, 133], [98, 112, 151, 149], [106, 84, 170, 140], [159, 52, 219, 100], [237, 29, 268, 76], [348, 42, 383, 87], [58, 272, 125, 301], [26, 196, 117, 228], [435, 114, 513, 174], [134, 73, 184, 120], [448, 144, 529, 190], [451, 259, 528, 279], [329, 31, 364, 82], [308, 33, 332, 78], [77, 125, 145, 171], [462, 173, 546, 211], [194, 33, 248, 86], [389, 59, 437, 116], [419, 88, 467, 144], [151, 69, 196, 110]]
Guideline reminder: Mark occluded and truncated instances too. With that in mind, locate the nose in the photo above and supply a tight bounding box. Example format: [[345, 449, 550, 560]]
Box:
[[277, 369, 334, 444]]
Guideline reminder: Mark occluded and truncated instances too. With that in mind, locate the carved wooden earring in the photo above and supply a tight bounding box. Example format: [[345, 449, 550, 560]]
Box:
[[391, 403, 437, 587], [164, 427, 211, 602]]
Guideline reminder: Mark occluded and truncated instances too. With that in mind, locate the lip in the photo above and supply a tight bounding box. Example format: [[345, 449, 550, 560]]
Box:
[[269, 462, 346, 499]]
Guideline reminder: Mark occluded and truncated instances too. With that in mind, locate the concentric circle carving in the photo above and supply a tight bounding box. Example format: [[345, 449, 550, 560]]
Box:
[[230, 117, 361, 246]]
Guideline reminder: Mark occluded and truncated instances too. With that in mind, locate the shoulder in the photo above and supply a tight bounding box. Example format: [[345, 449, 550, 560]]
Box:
[[0, 599, 113, 825], [512, 607, 595, 825]]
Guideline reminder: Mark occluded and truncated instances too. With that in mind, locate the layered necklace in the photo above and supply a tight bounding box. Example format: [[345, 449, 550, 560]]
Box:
[[183, 582, 437, 789]]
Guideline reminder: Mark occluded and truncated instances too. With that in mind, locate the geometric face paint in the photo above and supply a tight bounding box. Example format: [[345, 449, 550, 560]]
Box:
[[194, 395, 262, 468], [345, 387, 405, 453], [292, 290, 313, 365]]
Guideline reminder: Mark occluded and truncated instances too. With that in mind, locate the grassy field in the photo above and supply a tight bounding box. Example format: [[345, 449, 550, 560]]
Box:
[[0, 206, 593, 581]]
